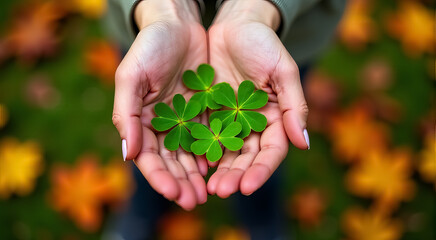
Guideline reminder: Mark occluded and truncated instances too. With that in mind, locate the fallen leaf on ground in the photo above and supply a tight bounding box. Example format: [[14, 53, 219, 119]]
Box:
[[0, 138, 43, 199]]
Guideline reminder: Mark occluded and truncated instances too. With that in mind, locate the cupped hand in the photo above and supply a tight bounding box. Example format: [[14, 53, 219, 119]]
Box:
[[206, 0, 310, 198], [112, 0, 208, 210]]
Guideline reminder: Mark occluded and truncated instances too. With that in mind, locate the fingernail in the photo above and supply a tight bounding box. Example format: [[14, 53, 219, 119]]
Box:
[[303, 129, 310, 150], [122, 139, 127, 161]]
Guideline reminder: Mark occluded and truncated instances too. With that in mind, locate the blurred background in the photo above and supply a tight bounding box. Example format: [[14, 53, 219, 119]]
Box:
[[0, 0, 434, 239]]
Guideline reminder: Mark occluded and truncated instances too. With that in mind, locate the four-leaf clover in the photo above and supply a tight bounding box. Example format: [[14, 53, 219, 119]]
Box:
[[151, 94, 200, 152], [182, 64, 223, 112], [211, 80, 268, 138], [191, 119, 244, 162]]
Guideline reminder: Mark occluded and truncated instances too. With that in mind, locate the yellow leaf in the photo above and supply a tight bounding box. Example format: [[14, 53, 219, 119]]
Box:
[[337, 0, 377, 51], [345, 148, 415, 213], [385, 1, 435, 57], [213, 226, 250, 240], [342, 207, 402, 240], [69, 0, 107, 18], [0, 138, 43, 198]]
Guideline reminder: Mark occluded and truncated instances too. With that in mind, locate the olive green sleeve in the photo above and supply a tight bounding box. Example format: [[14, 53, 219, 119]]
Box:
[[267, 0, 320, 39]]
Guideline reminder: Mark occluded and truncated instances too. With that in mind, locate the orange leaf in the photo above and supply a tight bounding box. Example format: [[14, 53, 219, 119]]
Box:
[[84, 40, 121, 85], [49, 154, 111, 232], [158, 211, 205, 240], [288, 187, 327, 228], [4, 1, 66, 63], [329, 104, 389, 163]]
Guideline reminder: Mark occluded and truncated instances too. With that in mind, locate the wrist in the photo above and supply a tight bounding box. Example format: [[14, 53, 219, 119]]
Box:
[[215, 0, 281, 31], [134, 0, 201, 30]]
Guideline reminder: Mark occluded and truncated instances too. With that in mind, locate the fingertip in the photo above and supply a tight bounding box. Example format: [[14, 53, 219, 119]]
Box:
[[283, 112, 309, 150], [188, 173, 208, 205], [240, 165, 270, 196], [216, 170, 244, 198], [148, 170, 180, 200], [176, 180, 198, 211], [196, 155, 209, 177], [206, 174, 218, 195]]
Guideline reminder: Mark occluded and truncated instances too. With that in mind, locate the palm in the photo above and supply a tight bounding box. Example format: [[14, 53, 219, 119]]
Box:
[[207, 22, 302, 197], [114, 21, 208, 210]]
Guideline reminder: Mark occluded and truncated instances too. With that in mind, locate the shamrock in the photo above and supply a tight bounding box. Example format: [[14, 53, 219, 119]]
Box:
[[151, 94, 200, 152], [182, 64, 223, 112], [210, 80, 268, 138], [191, 119, 244, 162]]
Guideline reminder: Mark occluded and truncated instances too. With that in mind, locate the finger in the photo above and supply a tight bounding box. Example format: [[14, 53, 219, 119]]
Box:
[[112, 56, 146, 161], [240, 121, 288, 195], [157, 135, 198, 210], [215, 133, 260, 198], [196, 155, 209, 177], [177, 149, 207, 204], [134, 127, 180, 200], [207, 149, 239, 195], [272, 50, 310, 150]]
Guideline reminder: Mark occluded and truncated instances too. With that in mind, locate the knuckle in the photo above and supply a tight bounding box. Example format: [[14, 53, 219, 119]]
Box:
[[112, 113, 122, 129], [300, 102, 309, 116]]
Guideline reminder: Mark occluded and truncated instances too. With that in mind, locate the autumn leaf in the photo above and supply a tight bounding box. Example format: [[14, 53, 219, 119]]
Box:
[[158, 211, 205, 240], [337, 0, 377, 51], [345, 148, 415, 214], [288, 187, 327, 228], [84, 40, 121, 85], [342, 207, 403, 240], [329, 104, 389, 163], [0, 104, 8, 129], [417, 135, 436, 187], [101, 159, 134, 206], [49, 154, 110, 232], [68, 0, 107, 18], [4, 1, 66, 63], [0, 138, 44, 199], [385, 1, 435, 57], [213, 226, 250, 240]]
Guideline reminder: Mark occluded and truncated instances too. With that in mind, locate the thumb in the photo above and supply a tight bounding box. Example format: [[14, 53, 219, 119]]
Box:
[[272, 51, 310, 150], [112, 61, 145, 161]]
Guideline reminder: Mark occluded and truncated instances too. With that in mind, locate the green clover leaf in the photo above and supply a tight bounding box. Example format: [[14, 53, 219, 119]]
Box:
[[151, 94, 201, 152], [191, 119, 244, 162], [183, 64, 223, 112], [210, 80, 268, 138]]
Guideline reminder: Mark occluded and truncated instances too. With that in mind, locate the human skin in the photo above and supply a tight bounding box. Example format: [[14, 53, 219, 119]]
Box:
[[112, 0, 310, 209], [112, 0, 208, 210], [206, 0, 309, 198]]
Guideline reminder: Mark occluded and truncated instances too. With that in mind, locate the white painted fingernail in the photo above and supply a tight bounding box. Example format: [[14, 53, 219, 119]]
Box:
[[303, 129, 310, 150], [122, 139, 127, 161]]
